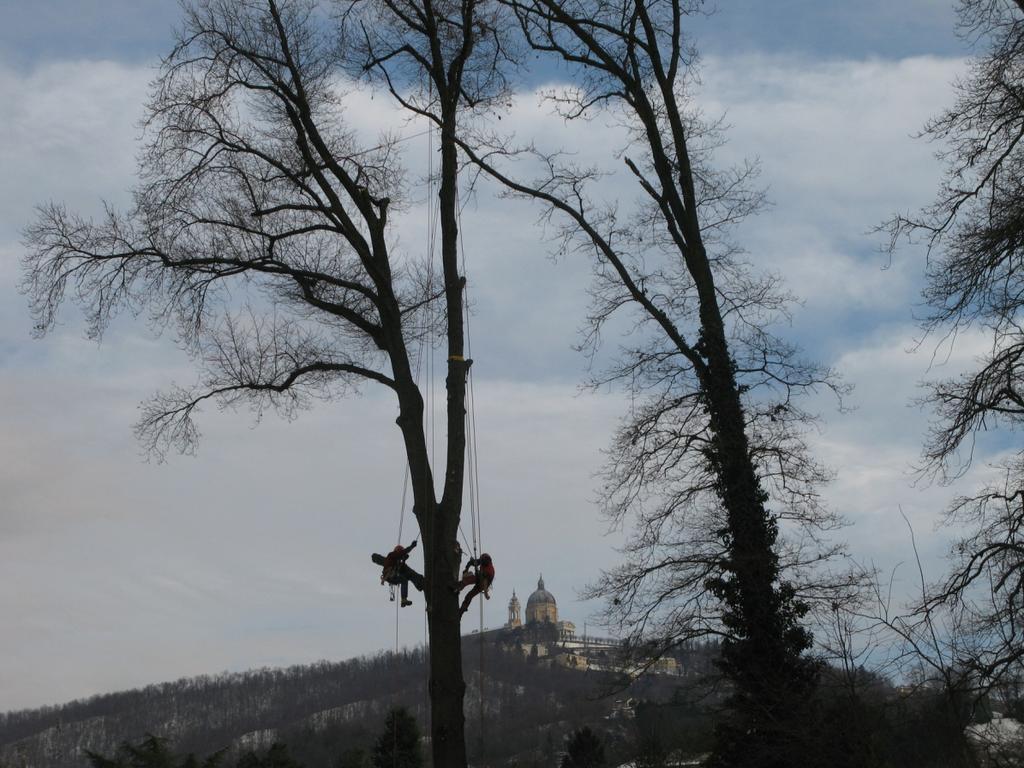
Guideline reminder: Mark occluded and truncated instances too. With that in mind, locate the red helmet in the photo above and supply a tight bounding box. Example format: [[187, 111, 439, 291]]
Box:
[[480, 553, 492, 565], [392, 545, 405, 554]]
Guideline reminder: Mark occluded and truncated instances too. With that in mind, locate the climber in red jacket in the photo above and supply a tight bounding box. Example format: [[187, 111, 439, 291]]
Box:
[[457, 553, 494, 617], [371, 540, 424, 607]]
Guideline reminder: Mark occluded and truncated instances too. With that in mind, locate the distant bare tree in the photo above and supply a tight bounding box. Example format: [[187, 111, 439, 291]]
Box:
[[921, 468, 1024, 696], [858, 525, 997, 768], [21, 0, 506, 765], [458, 0, 852, 763], [884, 0, 1024, 700]]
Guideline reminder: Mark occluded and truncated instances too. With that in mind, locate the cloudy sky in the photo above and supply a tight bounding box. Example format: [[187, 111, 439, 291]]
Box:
[[0, 0, 1000, 712]]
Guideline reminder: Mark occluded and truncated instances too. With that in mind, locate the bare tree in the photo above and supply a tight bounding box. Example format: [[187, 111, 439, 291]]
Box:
[[856, 520, 1001, 768], [20, 1, 504, 765], [457, 0, 850, 763], [884, 0, 1024, 703], [924, 467, 1024, 696]]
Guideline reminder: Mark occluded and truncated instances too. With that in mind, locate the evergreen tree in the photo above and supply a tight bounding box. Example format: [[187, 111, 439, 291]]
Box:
[[542, 731, 557, 767], [371, 708, 422, 768], [633, 712, 669, 768], [561, 727, 606, 768], [236, 745, 302, 768], [86, 735, 225, 768], [336, 749, 370, 768]]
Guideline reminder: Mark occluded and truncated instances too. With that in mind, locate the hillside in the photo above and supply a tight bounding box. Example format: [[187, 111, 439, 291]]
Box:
[[0, 637, 716, 768]]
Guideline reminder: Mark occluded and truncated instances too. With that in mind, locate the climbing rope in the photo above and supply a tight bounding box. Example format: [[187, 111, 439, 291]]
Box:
[[457, 189, 487, 763], [391, 106, 442, 757], [423, 104, 439, 742], [458, 187, 484, 562], [387, 88, 490, 761]]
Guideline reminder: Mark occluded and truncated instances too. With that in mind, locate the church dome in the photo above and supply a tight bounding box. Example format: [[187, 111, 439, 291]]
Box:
[[526, 575, 558, 624], [527, 576, 556, 608]]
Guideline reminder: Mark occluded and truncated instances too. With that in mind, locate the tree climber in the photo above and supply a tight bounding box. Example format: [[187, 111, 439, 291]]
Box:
[[371, 540, 424, 607], [456, 553, 494, 617]]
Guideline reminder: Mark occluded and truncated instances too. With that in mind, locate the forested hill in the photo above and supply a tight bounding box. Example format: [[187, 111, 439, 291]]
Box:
[[0, 650, 432, 768], [0, 642, 707, 768]]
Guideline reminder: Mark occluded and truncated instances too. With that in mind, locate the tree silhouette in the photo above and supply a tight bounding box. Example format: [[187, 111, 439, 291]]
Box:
[[336, 749, 370, 768], [561, 727, 606, 768], [884, 0, 1024, 701], [462, 0, 851, 762], [21, 1, 506, 764], [85, 735, 224, 768], [371, 708, 422, 768], [236, 745, 302, 768]]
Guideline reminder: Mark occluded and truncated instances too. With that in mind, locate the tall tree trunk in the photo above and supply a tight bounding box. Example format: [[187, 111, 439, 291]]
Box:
[[431, 97, 471, 768], [424, 521, 468, 768], [395, 371, 469, 768], [356, 2, 482, 760], [385, 97, 469, 768]]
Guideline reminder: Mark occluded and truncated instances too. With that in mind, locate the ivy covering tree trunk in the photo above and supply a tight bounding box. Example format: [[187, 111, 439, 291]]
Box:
[[458, 0, 844, 763]]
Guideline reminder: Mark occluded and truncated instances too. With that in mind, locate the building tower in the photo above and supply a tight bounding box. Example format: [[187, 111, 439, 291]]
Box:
[[507, 590, 522, 628]]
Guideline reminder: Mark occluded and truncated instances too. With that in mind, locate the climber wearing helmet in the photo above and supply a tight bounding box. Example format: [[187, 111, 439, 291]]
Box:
[[371, 540, 424, 607], [457, 552, 494, 617]]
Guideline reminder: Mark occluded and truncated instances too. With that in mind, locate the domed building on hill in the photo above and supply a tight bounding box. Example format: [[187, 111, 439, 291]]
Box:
[[525, 575, 558, 624], [505, 574, 576, 642], [488, 574, 706, 678]]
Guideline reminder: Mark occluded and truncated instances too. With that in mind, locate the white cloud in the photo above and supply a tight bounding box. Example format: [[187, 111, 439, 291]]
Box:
[[0, 50, 1008, 711], [0, 359, 624, 706], [701, 56, 965, 323], [805, 323, 1010, 591], [0, 60, 149, 224]]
